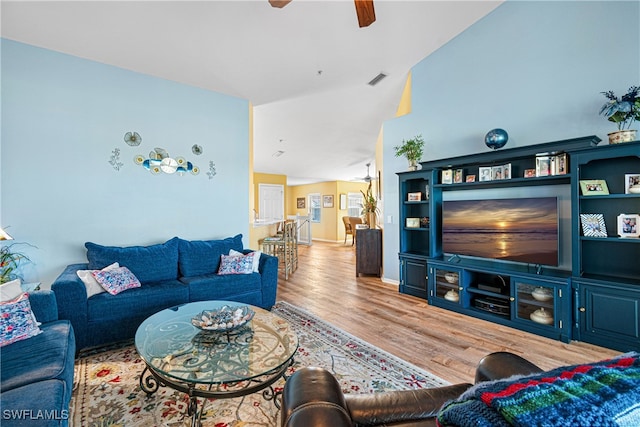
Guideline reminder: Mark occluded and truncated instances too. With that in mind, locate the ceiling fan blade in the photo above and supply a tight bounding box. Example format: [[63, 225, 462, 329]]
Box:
[[354, 0, 376, 28], [269, 0, 292, 8]]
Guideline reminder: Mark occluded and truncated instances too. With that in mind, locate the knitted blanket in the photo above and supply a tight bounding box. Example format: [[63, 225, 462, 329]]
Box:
[[437, 352, 640, 427]]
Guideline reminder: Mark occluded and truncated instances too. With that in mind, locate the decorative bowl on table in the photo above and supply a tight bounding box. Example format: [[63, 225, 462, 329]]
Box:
[[530, 308, 554, 325], [531, 287, 553, 302], [191, 305, 255, 332]]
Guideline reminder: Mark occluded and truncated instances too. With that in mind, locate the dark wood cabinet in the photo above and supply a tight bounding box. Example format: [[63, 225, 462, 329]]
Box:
[[399, 254, 428, 298], [356, 228, 382, 277]]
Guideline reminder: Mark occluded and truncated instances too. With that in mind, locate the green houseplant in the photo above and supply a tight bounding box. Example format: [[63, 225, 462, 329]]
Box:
[[599, 86, 640, 144], [360, 182, 379, 228], [394, 135, 425, 171], [0, 244, 31, 284]]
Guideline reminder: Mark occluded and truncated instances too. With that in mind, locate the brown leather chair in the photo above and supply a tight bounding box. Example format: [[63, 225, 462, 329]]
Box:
[[281, 352, 543, 427]]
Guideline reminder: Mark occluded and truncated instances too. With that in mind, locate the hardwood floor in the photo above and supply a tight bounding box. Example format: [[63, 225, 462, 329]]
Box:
[[276, 240, 619, 385]]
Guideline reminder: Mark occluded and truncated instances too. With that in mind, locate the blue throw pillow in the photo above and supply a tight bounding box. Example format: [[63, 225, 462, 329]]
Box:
[[85, 237, 179, 284], [178, 234, 244, 277]]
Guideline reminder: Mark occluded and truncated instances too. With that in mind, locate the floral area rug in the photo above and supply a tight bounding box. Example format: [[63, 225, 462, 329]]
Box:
[[70, 301, 448, 426]]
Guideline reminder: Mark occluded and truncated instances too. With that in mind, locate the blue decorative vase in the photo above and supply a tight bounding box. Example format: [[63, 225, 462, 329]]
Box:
[[485, 128, 509, 150]]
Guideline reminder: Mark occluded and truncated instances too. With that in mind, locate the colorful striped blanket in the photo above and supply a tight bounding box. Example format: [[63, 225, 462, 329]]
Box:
[[437, 352, 640, 427]]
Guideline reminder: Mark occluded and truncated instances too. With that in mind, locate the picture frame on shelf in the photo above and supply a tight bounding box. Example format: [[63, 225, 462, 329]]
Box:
[[454, 169, 464, 183], [625, 173, 640, 194], [466, 175, 476, 183], [536, 156, 552, 177], [407, 192, 422, 202], [580, 214, 607, 237], [579, 179, 610, 196], [524, 169, 536, 178], [297, 197, 306, 209], [555, 153, 568, 175], [479, 167, 492, 182], [617, 213, 639, 238], [503, 163, 512, 179], [442, 169, 453, 184], [405, 218, 420, 228], [492, 166, 503, 180], [322, 194, 334, 208]]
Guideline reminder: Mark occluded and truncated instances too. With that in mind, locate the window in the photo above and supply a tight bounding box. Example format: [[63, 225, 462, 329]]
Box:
[[347, 192, 363, 217], [309, 193, 321, 223]]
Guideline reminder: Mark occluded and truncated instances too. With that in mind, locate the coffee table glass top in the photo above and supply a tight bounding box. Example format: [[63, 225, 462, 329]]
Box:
[[135, 301, 298, 385]]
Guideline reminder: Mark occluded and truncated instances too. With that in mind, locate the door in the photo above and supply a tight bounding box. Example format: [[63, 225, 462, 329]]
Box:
[[258, 184, 284, 222]]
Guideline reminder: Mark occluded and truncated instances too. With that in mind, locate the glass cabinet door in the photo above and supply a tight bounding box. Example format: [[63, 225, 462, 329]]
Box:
[[514, 281, 556, 327], [433, 268, 462, 305]]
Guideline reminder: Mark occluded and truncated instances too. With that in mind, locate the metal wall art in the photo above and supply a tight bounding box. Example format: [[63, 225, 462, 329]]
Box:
[[109, 148, 124, 171], [124, 132, 142, 146], [134, 147, 200, 176]]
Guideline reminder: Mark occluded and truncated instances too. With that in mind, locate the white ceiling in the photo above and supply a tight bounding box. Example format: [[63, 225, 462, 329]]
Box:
[[1, 0, 502, 185]]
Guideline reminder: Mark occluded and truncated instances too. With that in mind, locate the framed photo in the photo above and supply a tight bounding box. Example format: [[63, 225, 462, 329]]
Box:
[[492, 166, 504, 180], [322, 194, 334, 208], [536, 156, 552, 177], [579, 179, 610, 196], [407, 192, 422, 202], [524, 169, 536, 178], [625, 174, 640, 194], [454, 169, 464, 184], [406, 218, 420, 228], [442, 169, 453, 184], [466, 175, 476, 183], [617, 214, 639, 238], [339, 193, 347, 210], [479, 167, 492, 182], [297, 197, 306, 209], [503, 163, 512, 179], [555, 153, 568, 175], [580, 214, 607, 237]]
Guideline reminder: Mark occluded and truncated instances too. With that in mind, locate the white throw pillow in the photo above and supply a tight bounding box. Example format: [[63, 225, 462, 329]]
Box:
[[229, 249, 261, 273], [0, 279, 23, 302], [77, 262, 119, 298]]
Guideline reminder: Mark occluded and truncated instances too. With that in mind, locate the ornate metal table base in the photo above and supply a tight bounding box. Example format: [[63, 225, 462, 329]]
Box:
[[139, 358, 294, 426]]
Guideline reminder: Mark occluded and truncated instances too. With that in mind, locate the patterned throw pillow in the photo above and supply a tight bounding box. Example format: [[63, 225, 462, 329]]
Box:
[[0, 293, 42, 347], [92, 266, 142, 295], [229, 249, 262, 272], [218, 253, 255, 275], [77, 262, 120, 298]]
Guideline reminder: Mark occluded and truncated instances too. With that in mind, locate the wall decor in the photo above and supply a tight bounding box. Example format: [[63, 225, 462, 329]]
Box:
[[206, 161, 216, 179], [479, 167, 492, 182], [579, 179, 609, 196], [339, 194, 347, 210], [134, 147, 199, 176], [323, 195, 334, 208], [625, 174, 640, 194], [123, 131, 142, 146], [109, 148, 124, 171], [617, 213, 639, 238], [192, 144, 203, 155], [580, 214, 607, 237], [297, 197, 306, 209]]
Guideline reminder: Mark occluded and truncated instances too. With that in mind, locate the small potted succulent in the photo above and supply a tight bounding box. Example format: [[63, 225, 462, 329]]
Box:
[[394, 135, 425, 171], [599, 86, 640, 144]]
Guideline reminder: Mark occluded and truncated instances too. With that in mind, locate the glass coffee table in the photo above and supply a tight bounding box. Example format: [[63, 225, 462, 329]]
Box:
[[135, 301, 298, 426]]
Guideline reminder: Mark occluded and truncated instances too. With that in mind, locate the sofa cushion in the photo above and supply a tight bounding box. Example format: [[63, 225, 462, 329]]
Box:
[[0, 320, 75, 392], [181, 273, 261, 302], [85, 237, 179, 284], [0, 293, 42, 347], [86, 279, 188, 322], [76, 262, 119, 298], [92, 266, 141, 295], [230, 249, 261, 272], [178, 235, 243, 277], [0, 279, 23, 301], [218, 253, 255, 275]]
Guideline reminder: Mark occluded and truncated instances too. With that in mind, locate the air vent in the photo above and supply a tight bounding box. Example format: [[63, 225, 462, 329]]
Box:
[[368, 72, 388, 86], [272, 150, 285, 158]]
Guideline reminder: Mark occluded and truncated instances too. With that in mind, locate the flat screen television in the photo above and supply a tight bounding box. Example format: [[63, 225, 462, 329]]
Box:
[[442, 197, 559, 266]]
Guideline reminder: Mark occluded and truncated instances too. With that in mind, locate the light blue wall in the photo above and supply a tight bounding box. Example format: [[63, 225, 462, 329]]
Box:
[[382, 1, 640, 282], [1, 39, 251, 287]]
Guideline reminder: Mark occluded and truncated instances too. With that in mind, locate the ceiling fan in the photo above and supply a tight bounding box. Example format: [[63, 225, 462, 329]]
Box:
[[269, 0, 376, 28], [354, 162, 378, 182]]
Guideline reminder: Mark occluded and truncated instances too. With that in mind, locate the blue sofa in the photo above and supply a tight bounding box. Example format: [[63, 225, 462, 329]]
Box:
[[0, 291, 76, 427], [51, 235, 278, 351]]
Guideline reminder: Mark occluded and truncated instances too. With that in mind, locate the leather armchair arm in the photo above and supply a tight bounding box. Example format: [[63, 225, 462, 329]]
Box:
[[475, 351, 543, 383], [345, 383, 472, 426]]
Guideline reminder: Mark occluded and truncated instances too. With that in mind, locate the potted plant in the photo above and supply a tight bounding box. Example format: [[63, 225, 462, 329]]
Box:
[[0, 244, 31, 284], [394, 135, 424, 171], [360, 182, 379, 228], [599, 86, 640, 144]]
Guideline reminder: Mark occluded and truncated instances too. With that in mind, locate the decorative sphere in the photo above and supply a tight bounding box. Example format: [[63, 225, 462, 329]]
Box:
[[485, 128, 509, 150]]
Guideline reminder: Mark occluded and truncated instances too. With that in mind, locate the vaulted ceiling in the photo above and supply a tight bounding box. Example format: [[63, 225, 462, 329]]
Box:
[[1, 0, 502, 185]]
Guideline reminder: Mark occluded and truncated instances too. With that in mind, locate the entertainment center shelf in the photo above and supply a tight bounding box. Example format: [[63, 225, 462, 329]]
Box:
[[397, 136, 640, 351]]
